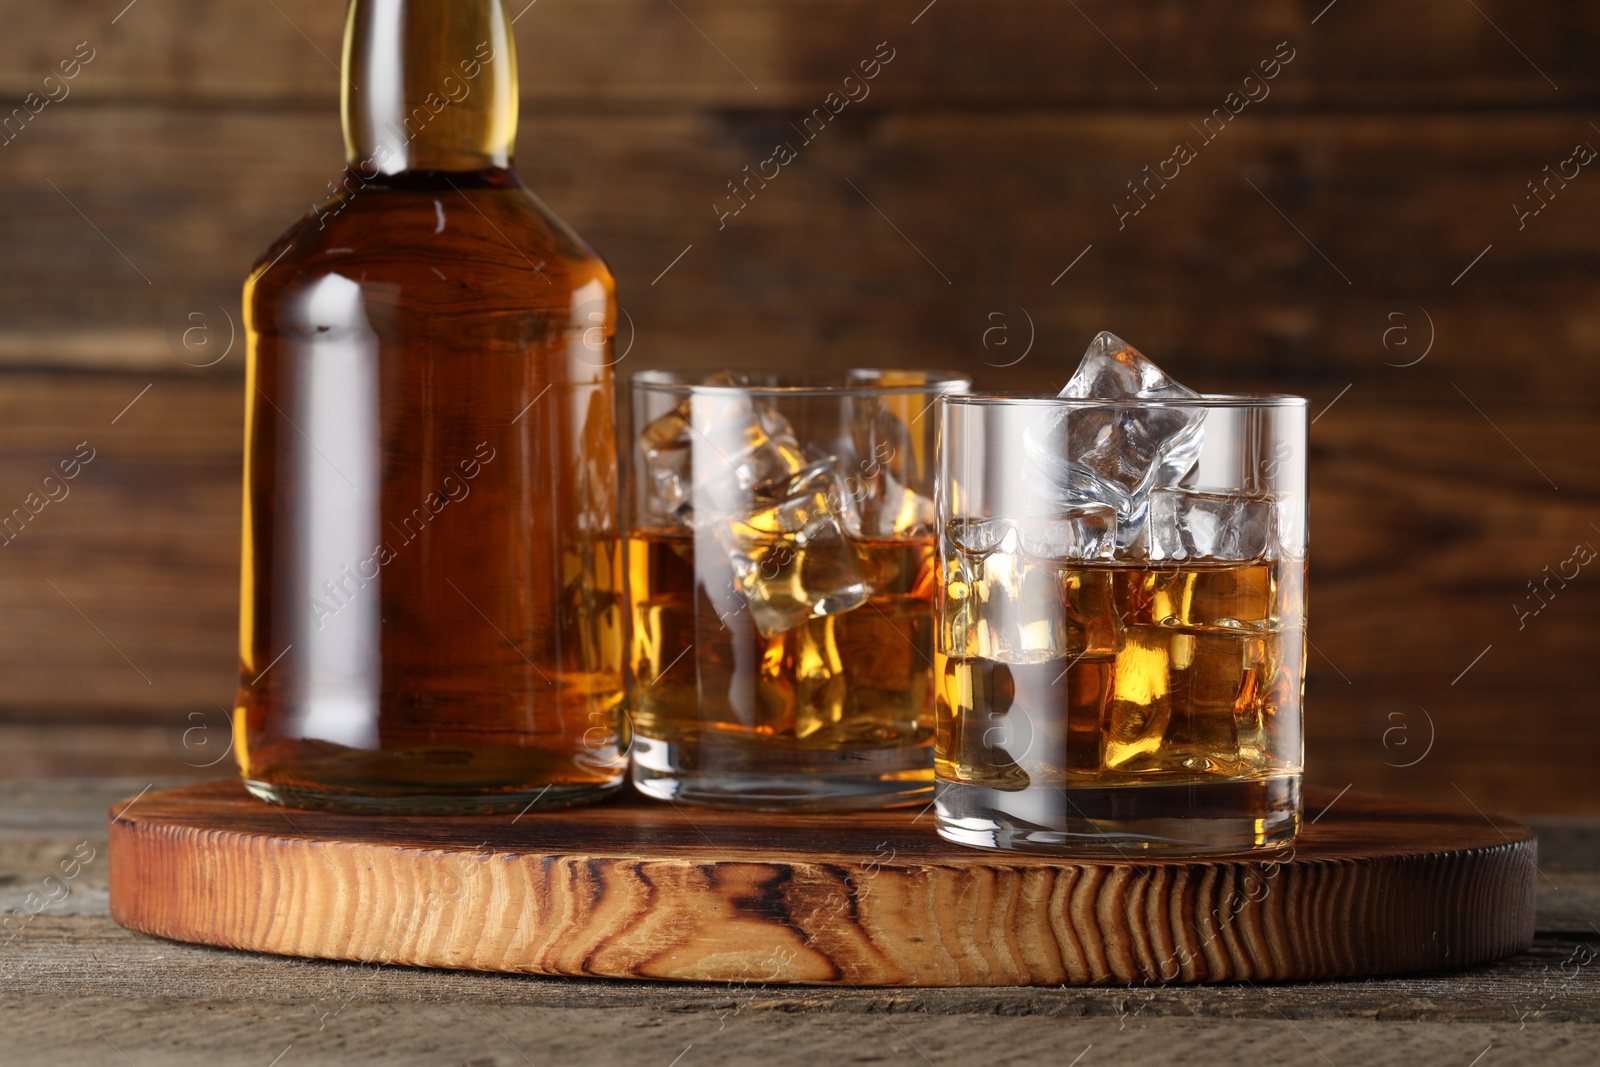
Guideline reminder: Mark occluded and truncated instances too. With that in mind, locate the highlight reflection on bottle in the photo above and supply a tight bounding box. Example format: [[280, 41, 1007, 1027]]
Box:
[[234, 0, 625, 813]]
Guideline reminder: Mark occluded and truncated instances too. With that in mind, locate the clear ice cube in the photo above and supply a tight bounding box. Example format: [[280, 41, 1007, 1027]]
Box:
[[830, 593, 932, 742], [838, 471, 935, 538], [999, 658, 1112, 778], [717, 461, 870, 638], [637, 373, 810, 526], [949, 515, 1017, 555], [1134, 561, 1278, 633], [1018, 504, 1118, 560], [938, 656, 1030, 790], [1102, 628, 1262, 775], [638, 406, 695, 525], [689, 378, 807, 514], [832, 394, 936, 538], [776, 601, 931, 746], [629, 592, 698, 719], [1024, 332, 1206, 549], [1148, 487, 1275, 562], [769, 616, 848, 742], [942, 512, 1120, 665]]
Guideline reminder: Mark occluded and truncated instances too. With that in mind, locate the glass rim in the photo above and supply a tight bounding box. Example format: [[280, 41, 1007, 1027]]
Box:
[[940, 391, 1307, 409], [631, 368, 972, 398]]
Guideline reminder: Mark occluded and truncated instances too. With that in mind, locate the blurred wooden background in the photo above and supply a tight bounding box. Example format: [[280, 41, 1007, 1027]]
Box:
[[0, 0, 1596, 812]]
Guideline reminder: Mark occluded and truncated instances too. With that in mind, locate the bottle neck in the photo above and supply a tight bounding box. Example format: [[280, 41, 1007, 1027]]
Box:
[[342, 0, 518, 175]]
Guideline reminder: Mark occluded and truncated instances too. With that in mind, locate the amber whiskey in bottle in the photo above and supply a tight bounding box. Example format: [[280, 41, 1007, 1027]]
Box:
[[235, 0, 625, 812]]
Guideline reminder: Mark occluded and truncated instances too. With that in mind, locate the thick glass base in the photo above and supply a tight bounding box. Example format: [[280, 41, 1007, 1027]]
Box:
[[632, 735, 932, 812], [243, 778, 622, 816], [935, 774, 1301, 856], [237, 735, 626, 815]]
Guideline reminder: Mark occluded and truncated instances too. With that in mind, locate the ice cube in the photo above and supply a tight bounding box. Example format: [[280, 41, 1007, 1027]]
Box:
[[1102, 627, 1261, 775], [1024, 332, 1206, 549], [838, 471, 935, 538], [831, 594, 931, 733], [942, 518, 1021, 660], [638, 406, 696, 525], [1136, 561, 1278, 633], [948, 516, 1017, 556], [717, 461, 870, 637], [1018, 504, 1118, 560], [938, 656, 1030, 790], [1148, 487, 1275, 562], [1002, 658, 1114, 778], [834, 395, 936, 538], [1062, 331, 1201, 406], [748, 600, 932, 747], [941, 514, 1119, 665], [629, 592, 697, 723], [685, 373, 807, 514], [778, 616, 848, 742], [638, 374, 810, 526]]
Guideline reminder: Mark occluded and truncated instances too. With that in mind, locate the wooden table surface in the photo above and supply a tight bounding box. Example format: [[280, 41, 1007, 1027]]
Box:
[[5, 780, 1598, 1066]]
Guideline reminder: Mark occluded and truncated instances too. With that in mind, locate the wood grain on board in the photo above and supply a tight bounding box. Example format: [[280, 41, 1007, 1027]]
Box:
[[5, 779, 1596, 1061], [107, 781, 1537, 986]]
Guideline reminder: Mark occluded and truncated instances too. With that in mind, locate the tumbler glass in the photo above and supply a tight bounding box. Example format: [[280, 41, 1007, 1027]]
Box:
[[934, 393, 1307, 853], [628, 369, 969, 809]]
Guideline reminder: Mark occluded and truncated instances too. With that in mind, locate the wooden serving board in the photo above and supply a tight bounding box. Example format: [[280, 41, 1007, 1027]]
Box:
[[107, 782, 1536, 987]]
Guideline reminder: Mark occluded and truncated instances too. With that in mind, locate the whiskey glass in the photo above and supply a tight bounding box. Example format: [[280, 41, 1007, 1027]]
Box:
[[628, 369, 969, 809], [934, 393, 1307, 854]]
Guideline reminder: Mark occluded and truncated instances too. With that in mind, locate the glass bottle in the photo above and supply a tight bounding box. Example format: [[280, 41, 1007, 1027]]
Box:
[[234, 0, 625, 813]]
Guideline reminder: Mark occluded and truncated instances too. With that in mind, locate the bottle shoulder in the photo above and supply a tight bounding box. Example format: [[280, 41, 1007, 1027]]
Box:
[[246, 169, 612, 313]]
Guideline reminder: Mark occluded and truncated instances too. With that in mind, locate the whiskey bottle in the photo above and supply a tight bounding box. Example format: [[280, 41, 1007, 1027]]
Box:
[[235, 0, 625, 812]]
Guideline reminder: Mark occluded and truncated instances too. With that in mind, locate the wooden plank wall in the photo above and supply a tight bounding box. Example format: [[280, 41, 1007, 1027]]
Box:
[[0, 0, 1596, 812]]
